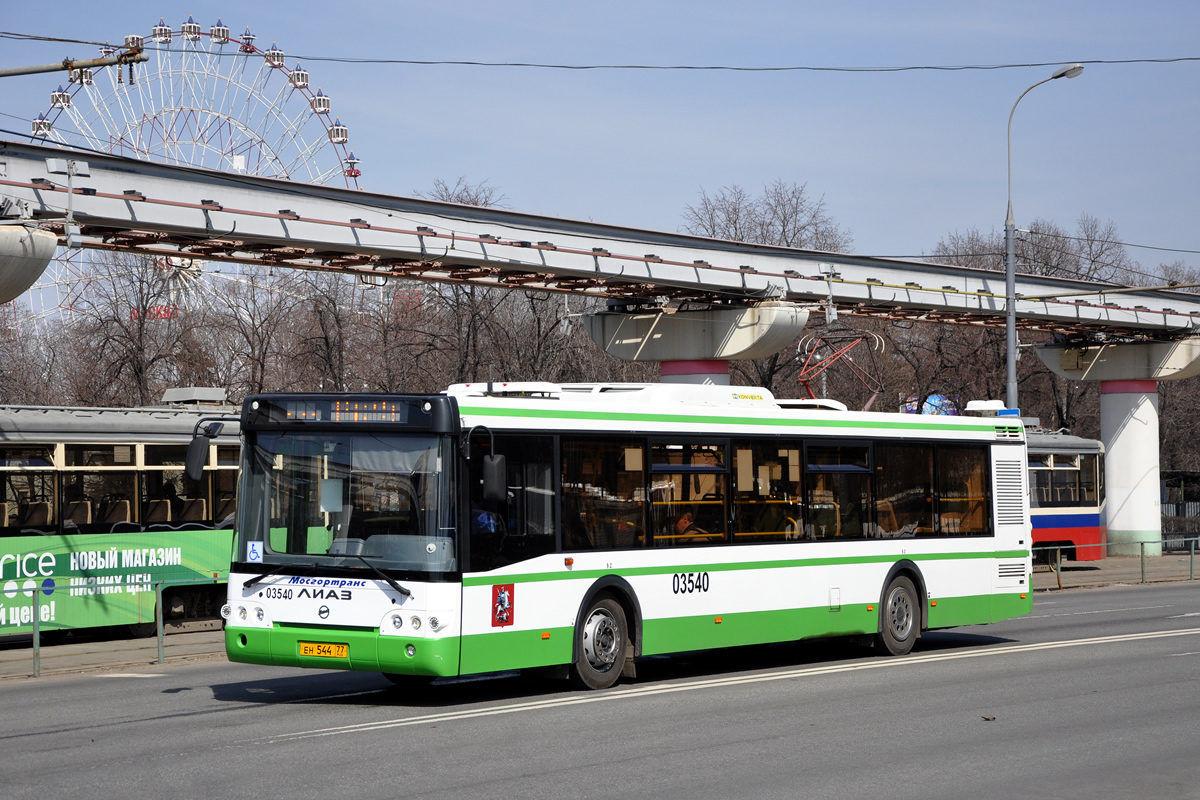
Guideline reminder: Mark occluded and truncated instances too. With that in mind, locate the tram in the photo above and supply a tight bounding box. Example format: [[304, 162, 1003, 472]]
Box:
[[1025, 430, 1106, 561], [0, 391, 239, 636]]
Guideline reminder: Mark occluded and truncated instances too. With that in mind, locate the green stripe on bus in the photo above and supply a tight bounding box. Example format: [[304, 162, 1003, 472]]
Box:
[[225, 625, 462, 677], [457, 405, 999, 434], [228, 588, 1031, 676], [453, 590, 1027, 670], [460, 626, 574, 673], [463, 550, 1030, 587]]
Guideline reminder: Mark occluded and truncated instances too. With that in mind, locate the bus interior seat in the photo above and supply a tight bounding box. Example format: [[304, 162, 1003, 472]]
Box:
[[876, 500, 899, 535], [178, 498, 206, 522], [101, 499, 130, 524], [215, 496, 236, 520], [145, 499, 171, 523], [66, 500, 92, 525], [22, 502, 51, 526]]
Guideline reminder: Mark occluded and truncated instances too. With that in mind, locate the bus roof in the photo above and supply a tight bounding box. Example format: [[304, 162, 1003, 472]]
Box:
[[446, 382, 1022, 442], [0, 403, 240, 444]]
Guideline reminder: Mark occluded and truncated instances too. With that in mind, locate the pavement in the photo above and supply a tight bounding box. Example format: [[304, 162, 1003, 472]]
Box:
[[1031, 551, 1199, 592], [2, 555, 1195, 680]]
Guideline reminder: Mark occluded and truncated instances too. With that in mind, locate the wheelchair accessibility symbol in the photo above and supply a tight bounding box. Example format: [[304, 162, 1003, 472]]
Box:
[[248, 542, 263, 563]]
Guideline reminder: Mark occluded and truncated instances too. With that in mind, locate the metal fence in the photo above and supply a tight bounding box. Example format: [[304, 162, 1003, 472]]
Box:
[[23, 577, 221, 677], [1033, 538, 1199, 591]]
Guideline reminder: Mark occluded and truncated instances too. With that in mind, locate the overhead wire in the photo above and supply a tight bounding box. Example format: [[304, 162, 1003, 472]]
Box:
[[1, 30, 1198, 74]]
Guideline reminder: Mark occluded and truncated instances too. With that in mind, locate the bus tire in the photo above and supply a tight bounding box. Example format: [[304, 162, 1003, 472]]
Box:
[[569, 597, 627, 690], [876, 575, 919, 656]]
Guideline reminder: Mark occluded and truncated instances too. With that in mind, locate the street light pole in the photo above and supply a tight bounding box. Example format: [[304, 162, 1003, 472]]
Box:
[[1005, 62, 1084, 410]]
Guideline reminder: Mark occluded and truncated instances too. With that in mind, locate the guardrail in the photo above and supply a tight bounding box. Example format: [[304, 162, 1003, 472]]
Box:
[[1034, 538, 1198, 590], [28, 576, 221, 677]]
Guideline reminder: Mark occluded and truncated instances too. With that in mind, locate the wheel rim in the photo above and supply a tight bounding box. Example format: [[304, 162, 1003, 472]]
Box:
[[582, 608, 620, 671], [887, 587, 914, 640]]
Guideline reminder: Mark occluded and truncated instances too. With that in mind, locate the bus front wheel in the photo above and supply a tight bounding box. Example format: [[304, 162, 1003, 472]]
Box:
[[569, 597, 627, 690], [876, 575, 919, 656]]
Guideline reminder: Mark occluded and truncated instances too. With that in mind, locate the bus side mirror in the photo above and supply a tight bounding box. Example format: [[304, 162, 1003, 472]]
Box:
[[185, 422, 224, 482], [482, 454, 506, 503]]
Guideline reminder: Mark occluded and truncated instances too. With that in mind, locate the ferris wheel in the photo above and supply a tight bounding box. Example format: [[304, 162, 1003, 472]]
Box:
[[18, 15, 362, 331]]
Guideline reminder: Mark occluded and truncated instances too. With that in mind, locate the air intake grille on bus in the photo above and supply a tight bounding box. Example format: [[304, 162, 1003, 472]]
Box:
[[997, 563, 1026, 580], [994, 460, 1025, 526], [994, 425, 1023, 440]]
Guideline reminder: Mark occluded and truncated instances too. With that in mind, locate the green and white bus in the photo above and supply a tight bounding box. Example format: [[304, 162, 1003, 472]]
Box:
[[215, 383, 1032, 689]]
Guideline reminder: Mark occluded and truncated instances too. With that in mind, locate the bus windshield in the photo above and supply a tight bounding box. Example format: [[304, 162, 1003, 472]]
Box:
[[239, 432, 456, 575]]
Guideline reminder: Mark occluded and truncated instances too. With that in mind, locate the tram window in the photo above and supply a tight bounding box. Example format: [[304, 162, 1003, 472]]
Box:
[[145, 445, 188, 466], [65, 444, 134, 467], [875, 444, 934, 538], [0, 446, 53, 468], [1, 471, 56, 535], [650, 442, 728, 547], [805, 443, 871, 540], [468, 435, 555, 572], [731, 440, 802, 542], [936, 446, 990, 536], [141, 470, 208, 528], [1079, 454, 1099, 504], [562, 437, 646, 551], [61, 471, 137, 532], [217, 446, 239, 467], [213, 470, 238, 526]]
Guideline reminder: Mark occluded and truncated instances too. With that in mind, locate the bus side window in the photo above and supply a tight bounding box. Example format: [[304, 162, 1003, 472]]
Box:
[[561, 437, 645, 552], [936, 445, 991, 536], [804, 443, 871, 540], [875, 444, 934, 538], [731, 441, 803, 542], [469, 435, 556, 571]]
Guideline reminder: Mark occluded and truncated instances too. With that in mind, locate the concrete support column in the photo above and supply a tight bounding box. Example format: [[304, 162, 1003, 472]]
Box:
[[660, 359, 730, 385], [1101, 380, 1162, 557], [582, 301, 810, 384]]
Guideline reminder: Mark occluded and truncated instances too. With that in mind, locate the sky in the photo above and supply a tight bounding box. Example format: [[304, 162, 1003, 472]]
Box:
[[1, 1, 1197, 275]]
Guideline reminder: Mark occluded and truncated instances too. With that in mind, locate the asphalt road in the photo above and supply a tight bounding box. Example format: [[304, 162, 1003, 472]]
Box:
[[4, 583, 1200, 800]]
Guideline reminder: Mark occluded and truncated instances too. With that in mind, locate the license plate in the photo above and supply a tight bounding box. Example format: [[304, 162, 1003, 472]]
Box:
[[299, 641, 348, 659]]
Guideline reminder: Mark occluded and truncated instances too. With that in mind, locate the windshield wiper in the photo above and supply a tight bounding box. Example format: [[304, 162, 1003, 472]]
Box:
[[347, 554, 412, 598], [243, 563, 289, 589]]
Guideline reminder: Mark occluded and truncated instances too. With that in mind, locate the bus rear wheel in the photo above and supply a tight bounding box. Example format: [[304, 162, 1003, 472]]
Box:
[[569, 597, 627, 690], [876, 575, 919, 656]]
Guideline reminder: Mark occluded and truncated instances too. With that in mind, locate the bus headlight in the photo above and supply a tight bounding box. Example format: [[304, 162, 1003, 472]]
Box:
[[238, 606, 247, 620], [256, 607, 265, 621], [391, 614, 403, 629], [410, 616, 422, 630], [428, 616, 441, 631], [221, 604, 232, 619], [406, 644, 416, 657]]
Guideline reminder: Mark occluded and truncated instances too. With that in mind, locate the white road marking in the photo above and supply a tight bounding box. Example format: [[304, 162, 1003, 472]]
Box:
[[1167, 612, 1200, 619], [98, 673, 165, 679], [1025, 605, 1172, 619], [263, 626, 1200, 742]]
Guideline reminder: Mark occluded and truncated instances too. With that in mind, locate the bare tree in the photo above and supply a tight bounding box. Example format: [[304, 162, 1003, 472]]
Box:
[[683, 179, 853, 252], [416, 177, 507, 208], [683, 179, 854, 394], [66, 252, 202, 406]]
